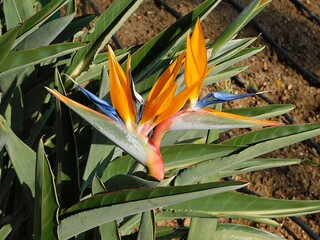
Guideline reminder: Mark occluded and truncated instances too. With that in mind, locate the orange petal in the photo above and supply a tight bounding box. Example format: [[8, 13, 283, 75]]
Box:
[[139, 53, 184, 125], [153, 85, 192, 126], [108, 46, 136, 128], [141, 83, 177, 124], [147, 52, 184, 103], [184, 19, 208, 105]]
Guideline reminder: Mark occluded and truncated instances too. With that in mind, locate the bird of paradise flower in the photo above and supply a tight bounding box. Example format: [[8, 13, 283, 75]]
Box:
[[46, 19, 281, 180]]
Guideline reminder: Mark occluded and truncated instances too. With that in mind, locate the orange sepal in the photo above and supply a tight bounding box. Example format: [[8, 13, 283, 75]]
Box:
[[108, 46, 136, 128]]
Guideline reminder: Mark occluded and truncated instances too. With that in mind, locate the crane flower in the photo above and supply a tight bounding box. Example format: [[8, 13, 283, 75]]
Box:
[[47, 19, 281, 181]]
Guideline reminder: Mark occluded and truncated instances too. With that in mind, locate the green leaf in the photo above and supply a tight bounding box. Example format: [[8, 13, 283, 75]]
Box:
[[92, 175, 107, 195], [67, 0, 143, 79], [2, 115, 36, 197], [137, 211, 155, 240], [175, 123, 320, 185], [15, 14, 75, 50], [104, 174, 158, 192], [213, 223, 285, 240], [34, 139, 59, 240], [222, 122, 320, 146], [0, 42, 85, 74], [54, 70, 79, 208], [211, 0, 271, 54], [96, 220, 120, 240], [210, 47, 264, 76], [0, 224, 12, 239], [188, 218, 217, 240], [220, 157, 301, 177], [92, 175, 120, 240], [3, 0, 35, 30], [156, 226, 188, 239], [223, 104, 295, 120], [161, 191, 320, 219], [210, 37, 257, 63], [0, 27, 20, 66], [15, 0, 70, 47], [81, 66, 119, 193], [204, 66, 247, 86], [59, 181, 247, 239], [162, 144, 239, 171], [53, 15, 95, 43], [5, 85, 24, 134], [25, 103, 54, 146], [100, 156, 136, 182], [0, 118, 8, 151]]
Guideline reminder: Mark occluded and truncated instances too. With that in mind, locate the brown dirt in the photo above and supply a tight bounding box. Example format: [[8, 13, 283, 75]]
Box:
[[79, 0, 320, 239]]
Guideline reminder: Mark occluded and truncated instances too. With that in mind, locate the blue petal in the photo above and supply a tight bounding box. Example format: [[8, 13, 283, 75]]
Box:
[[196, 91, 257, 108], [76, 85, 123, 123]]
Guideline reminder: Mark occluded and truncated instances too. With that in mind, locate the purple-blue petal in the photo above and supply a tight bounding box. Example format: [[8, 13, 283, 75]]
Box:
[[76, 85, 123, 123], [196, 91, 257, 108]]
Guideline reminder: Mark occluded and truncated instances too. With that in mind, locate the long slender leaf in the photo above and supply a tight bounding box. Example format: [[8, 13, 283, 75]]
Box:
[[5, 85, 24, 134], [137, 211, 155, 240], [161, 191, 320, 219], [210, 0, 271, 54], [0, 42, 85, 73], [222, 122, 320, 146], [34, 139, 59, 240], [2, 115, 36, 197], [210, 47, 263, 75], [220, 157, 301, 177], [53, 15, 95, 43], [223, 104, 295, 120], [92, 175, 120, 240], [162, 144, 239, 171], [210, 37, 257, 62], [81, 66, 119, 193], [59, 181, 247, 239], [0, 224, 12, 239], [0, 118, 8, 151], [14, 0, 70, 47], [67, 0, 143, 79], [213, 223, 285, 240], [54, 70, 79, 208], [203, 65, 247, 86], [188, 218, 217, 240], [0, 27, 20, 66], [15, 14, 75, 50], [175, 123, 320, 185], [100, 156, 136, 182], [3, 0, 35, 30]]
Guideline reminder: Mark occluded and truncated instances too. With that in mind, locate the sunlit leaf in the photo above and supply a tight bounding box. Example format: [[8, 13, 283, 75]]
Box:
[[161, 191, 320, 219], [0, 27, 20, 66], [175, 123, 320, 185], [67, 0, 143, 79], [59, 181, 247, 239], [137, 211, 155, 240], [3, 0, 35, 30]]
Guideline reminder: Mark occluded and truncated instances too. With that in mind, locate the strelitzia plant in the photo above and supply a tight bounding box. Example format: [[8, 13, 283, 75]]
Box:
[[47, 19, 280, 180], [1, 0, 320, 239]]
